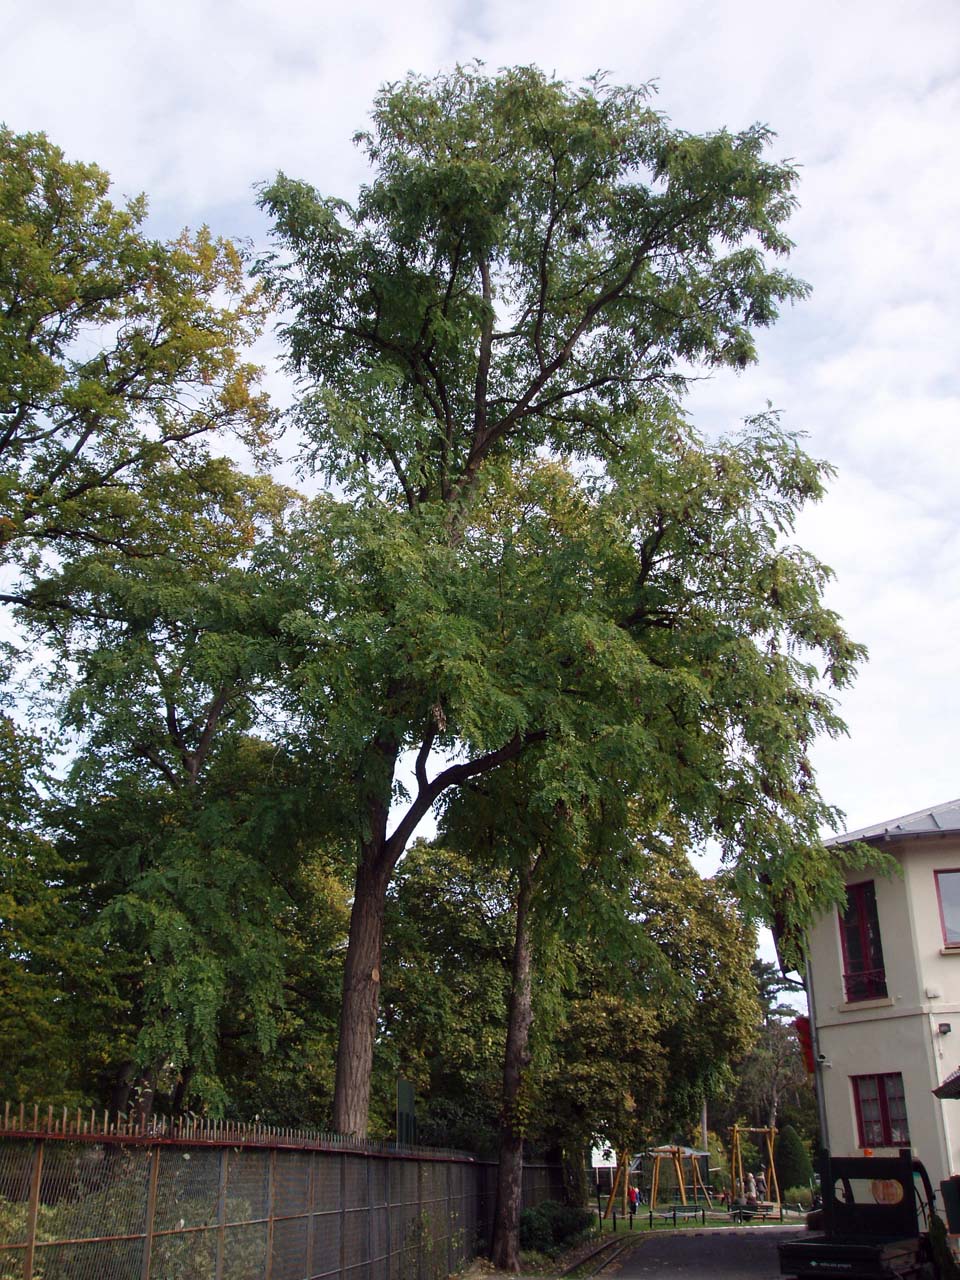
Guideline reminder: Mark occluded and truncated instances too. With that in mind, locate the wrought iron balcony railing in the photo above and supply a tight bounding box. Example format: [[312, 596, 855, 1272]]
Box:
[[843, 967, 888, 1002]]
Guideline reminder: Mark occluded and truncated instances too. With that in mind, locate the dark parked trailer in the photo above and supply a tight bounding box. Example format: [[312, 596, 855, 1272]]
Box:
[[778, 1149, 939, 1279]]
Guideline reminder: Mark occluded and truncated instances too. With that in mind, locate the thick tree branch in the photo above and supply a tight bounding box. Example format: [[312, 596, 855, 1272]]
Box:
[[453, 214, 672, 510], [472, 257, 494, 447], [191, 683, 235, 780], [414, 721, 437, 792], [384, 728, 548, 868], [372, 431, 417, 510], [135, 744, 181, 789]]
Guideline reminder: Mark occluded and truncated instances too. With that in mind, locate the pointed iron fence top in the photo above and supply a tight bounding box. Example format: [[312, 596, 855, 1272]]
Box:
[[0, 1100, 475, 1161]]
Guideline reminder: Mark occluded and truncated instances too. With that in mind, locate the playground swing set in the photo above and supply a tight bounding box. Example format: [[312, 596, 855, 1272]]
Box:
[[601, 1124, 781, 1219], [729, 1124, 781, 1209]]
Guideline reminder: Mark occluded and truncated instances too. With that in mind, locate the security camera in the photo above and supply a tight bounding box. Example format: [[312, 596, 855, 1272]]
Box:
[[816, 1053, 831, 1067]]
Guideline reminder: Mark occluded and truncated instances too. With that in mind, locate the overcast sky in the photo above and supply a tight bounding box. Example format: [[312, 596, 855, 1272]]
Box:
[[4, 0, 958, 845]]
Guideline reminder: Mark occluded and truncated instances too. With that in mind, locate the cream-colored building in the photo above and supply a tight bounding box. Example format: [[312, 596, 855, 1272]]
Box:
[[806, 799, 960, 1191]]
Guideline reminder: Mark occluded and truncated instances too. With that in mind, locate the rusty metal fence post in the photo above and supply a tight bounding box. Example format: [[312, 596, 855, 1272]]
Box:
[[417, 1158, 424, 1280], [265, 1147, 276, 1280], [339, 1151, 347, 1277], [140, 1144, 161, 1280], [215, 1146, 228, 1280], [306, 1153, 316, 1279], [23, 1138, 43, 1280], [447, 1160, 453, 1277]]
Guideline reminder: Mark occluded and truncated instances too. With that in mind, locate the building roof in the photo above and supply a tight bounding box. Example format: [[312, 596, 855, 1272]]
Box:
[[827, 798, 960, 847]]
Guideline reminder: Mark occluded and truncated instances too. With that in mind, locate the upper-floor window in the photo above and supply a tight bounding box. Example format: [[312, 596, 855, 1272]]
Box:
[[852, 1072, 909, 1147], [839, 881, 887, 1002], [935, 870, 960, 947]]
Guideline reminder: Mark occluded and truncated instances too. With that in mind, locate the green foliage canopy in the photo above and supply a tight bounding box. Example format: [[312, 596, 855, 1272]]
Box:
[[0, 126, 274, 587], [258, 65, 807, 515]]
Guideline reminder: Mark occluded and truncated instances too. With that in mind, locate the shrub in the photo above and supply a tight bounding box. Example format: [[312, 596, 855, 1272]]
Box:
[[784, 1185, 813, 1209], [519, 1200, 594, 1254], [519, 1205, 554, 1254], [775, 1125, 813, 1192]]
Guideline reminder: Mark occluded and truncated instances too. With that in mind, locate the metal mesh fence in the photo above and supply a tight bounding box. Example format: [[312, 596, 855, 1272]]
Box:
[[0, 1132, 556, 1279], [522, 1161, 566, 1209]]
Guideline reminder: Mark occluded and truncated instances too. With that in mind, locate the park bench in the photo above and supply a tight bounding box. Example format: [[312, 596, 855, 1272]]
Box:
[[648, 1205, 707, 1227], [731, 1202, 782, 1224]]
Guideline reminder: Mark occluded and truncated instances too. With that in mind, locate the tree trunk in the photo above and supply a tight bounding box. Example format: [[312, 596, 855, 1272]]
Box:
[[491, 859, 535, 1272], [768, 1093, 779, 1131], [133, 1068, 155, 1126], [332, 849, 391, 1136], [171, 1065, 194, 1117], [562, 1144, 589, 1207], [107, 1060, 136, 1122], [328, 726, 536, 1138]]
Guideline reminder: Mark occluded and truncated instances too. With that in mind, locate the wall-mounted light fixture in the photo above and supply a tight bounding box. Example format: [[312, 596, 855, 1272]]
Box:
[[938, 1023, 952, 1036]]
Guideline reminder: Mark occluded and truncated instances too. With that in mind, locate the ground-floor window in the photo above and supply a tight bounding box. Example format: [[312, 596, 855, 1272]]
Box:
[[852, 1072, 910, 1147]]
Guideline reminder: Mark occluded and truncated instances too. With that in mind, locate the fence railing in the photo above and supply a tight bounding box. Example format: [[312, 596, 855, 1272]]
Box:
[[0, 1103, 470, 1159], [0, 1110, 563, 1280]]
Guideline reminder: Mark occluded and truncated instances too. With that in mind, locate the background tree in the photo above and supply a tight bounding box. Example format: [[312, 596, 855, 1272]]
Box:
[[629, 849, 761, 1132], [5, 468, 353, 1117], [377, 844, 512, 1153], [711, 959, 818, 1147], [52, 739, 333, 1117], [0, 127, 274, 590]]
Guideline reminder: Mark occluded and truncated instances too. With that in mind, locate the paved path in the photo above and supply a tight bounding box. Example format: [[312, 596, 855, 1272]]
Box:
[[601, 1226, 805, 1278]]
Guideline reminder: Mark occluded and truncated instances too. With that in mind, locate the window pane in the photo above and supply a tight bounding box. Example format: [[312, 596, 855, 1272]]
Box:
[[854, 1074, 909, 1148], [883, 1075, 910, 1144], [842, 891, 867, 969], [842, 883, 887, 1000], [855, 1076, 882, 1146], [938, 871, 960, 946]]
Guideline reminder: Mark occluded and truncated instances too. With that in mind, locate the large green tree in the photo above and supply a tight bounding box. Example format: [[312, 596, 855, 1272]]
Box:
[[257, 65, 856, 1152], [0, 128, 300, 1112]]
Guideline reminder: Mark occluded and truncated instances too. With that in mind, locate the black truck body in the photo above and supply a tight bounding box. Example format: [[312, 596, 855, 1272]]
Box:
[[779, 1149, 938, 1279]]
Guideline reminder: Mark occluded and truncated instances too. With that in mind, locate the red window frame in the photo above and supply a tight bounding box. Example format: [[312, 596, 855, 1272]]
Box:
[[851, 1073, 909, 1148], [839, 881, 887, 1002], [935, 869, 960, 948]]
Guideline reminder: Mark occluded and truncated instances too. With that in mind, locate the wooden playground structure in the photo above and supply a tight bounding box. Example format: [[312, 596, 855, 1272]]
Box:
[[600, 1124, 781, 1217], [729, 1124, 781, 1206], [648, 1144, 713, 1209], [602, 1144, 713, 1216]]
